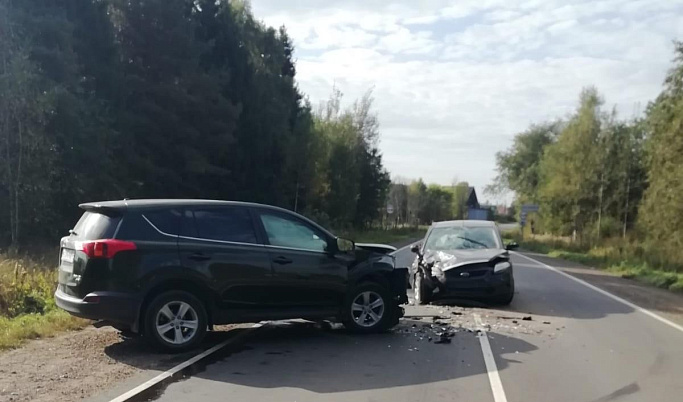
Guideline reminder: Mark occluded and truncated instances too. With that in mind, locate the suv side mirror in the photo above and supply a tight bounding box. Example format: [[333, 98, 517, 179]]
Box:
[[410, 243, 421, 254], [505, 242, 519, 250], [336, 237, 355, 253]]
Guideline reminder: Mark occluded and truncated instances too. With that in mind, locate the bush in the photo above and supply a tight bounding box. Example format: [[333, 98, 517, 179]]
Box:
[[669, 280, 683, 292], [519, 235, 683, 294], [0, 253, 58, 318]]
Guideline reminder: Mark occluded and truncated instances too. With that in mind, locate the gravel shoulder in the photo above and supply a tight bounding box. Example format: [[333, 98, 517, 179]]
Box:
[[0, 325, 238, 402]]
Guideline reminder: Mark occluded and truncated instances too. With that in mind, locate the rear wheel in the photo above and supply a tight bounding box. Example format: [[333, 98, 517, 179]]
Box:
[[144, 291, 207, 352], [342, 283, 396, 333]]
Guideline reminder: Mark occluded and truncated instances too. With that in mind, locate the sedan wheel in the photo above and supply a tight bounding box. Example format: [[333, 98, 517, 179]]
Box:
[[414, 271, 431, 305]]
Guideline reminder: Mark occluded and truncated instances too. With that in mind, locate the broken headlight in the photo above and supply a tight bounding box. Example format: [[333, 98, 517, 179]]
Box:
[[493, 261, 511, 273]]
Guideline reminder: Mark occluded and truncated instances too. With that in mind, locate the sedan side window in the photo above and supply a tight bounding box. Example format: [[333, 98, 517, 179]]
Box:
[[260, 213, 327, 252]]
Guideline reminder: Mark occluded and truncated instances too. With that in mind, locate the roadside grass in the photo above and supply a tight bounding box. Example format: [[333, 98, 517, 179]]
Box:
[[501, 230, 683, 294], [0, 309, 88, 350], [0, 252, 88, 351], [340, 226, 428, 245]]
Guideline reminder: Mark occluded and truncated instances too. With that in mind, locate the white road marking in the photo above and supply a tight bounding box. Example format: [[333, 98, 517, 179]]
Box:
[[108, 323, 264, 402], [513, 252, 683, 334], [474, 313, 508, 402]]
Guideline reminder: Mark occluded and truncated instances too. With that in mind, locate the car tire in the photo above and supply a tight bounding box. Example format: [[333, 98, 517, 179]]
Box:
[[493, 282, 515, 306], [342, 282, 396, 333], [144, 291, 207, 352], [414, 271, 432, 305]]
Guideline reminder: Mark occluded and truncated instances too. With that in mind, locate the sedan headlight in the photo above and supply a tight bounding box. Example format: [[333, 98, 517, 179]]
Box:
[[494, 261, 511, 273]]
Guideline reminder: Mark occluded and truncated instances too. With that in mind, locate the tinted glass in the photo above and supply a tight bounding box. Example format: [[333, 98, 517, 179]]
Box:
[[260, 213, 327, 252], [425, 226, 501, 250], [145, 209, 181, 235], [193, 208, 257, 244], [72, 211, 121, 240]]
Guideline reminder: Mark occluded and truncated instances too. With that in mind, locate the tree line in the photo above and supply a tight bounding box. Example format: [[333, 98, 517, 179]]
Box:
[[489, 42, 683, 266], [386, 179, 483, 226], [0, 0, 390, 248]]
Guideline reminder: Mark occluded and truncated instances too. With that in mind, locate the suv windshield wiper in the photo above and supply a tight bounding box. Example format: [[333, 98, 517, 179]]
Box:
[[455, 236, 489, 248]]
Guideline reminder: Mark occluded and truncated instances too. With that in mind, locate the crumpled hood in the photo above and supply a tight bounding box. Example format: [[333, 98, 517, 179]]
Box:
[[424, 249, 507, 271]]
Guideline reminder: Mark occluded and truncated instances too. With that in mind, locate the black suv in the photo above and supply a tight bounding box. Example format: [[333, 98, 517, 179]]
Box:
[[55, 200, 408, 350]]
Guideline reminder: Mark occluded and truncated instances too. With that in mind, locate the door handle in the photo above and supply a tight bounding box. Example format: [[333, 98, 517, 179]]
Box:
[[273, 256, 293, 265], [188, 253, 211, 261]]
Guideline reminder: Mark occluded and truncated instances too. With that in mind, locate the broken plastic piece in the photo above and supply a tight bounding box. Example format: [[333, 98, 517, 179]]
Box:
[[434, 336, 452, 344]]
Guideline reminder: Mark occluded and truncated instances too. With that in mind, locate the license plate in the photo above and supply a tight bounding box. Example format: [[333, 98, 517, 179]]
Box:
[[60, 249, 75, 273]]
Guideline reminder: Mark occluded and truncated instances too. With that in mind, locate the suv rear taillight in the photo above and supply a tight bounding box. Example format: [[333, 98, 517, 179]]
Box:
[[79, 239, 137, 259]]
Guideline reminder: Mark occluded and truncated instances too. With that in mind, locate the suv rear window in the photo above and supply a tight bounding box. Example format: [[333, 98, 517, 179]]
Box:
[[192, 208, 257, 244], [72, 211, 121, 240]]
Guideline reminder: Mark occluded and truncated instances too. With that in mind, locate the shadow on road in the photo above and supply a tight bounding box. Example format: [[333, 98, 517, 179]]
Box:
[[499, 255, 636, 320], [102, 327, 253, 373], [103, 320, 538, 399]]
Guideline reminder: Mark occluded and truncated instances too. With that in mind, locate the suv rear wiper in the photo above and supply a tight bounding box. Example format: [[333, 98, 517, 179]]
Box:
[[455, 236, 488, 248], [69, 229, 78, 236]]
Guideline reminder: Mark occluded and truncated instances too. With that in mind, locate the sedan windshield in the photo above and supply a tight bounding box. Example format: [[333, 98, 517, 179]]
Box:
[[425, 226, 501, 250]]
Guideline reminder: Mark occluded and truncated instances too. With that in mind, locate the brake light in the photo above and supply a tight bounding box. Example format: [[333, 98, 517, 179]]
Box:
[[81, 239, 137, 259]]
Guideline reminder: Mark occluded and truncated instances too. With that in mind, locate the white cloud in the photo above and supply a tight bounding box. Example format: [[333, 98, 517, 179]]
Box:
[[376, 28, 439, 55], [250, 0, 683, 197]]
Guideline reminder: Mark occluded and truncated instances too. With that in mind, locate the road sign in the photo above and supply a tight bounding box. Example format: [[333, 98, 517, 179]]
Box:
[[387, 204, 394, 214], [521, 204, 539, 213]]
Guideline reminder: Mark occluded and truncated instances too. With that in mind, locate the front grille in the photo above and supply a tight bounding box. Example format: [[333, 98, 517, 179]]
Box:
[[444, 262, 492, 280]]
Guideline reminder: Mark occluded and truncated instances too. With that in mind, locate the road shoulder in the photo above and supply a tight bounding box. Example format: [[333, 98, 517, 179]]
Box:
[[518, 251, 683, 327]]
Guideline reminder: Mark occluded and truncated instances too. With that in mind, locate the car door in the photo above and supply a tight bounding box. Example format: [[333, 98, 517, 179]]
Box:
[[254, 209, 348, 309], [178, 206, 274, 309]]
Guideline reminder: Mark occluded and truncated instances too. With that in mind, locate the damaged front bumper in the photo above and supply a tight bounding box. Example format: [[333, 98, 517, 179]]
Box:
[[423, 264, 512, 300], [391, 267, 410, 305]]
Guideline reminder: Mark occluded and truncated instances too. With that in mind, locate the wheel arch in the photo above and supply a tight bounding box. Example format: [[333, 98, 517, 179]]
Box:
[[135, 279, 216, 333]]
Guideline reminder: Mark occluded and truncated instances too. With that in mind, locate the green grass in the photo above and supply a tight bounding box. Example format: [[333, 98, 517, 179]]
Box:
[[505, 233, 683, 294], [340, 226, 428, 245], [0, 309, 87, 350], [0, 252, 88, 350]]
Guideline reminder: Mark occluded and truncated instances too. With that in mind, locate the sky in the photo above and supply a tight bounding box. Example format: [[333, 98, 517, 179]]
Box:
[[249, 0, 683, 202]]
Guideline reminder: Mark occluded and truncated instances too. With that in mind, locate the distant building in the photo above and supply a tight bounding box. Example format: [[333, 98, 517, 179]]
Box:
[[466, 188, 492, 220]]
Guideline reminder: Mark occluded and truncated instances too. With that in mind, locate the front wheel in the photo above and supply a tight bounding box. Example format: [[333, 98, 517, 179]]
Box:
[[414, 271, 432, 305], [493, 280, 515, 306], [342, 283, 396, 333], [144, 291, 207, 352]]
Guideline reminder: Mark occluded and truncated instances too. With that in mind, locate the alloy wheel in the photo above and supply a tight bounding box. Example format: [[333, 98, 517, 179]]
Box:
[[155, 301, 199, 345], [351, 291, 385, 328]]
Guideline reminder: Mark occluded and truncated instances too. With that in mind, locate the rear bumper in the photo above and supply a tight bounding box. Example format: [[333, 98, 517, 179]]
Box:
[[55, 289, 140, 327]]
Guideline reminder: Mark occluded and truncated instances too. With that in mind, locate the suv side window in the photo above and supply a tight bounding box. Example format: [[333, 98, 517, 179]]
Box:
[[192, 207, 257, 244], [145, 209, 181, 235], [259, 212, 327, 252]]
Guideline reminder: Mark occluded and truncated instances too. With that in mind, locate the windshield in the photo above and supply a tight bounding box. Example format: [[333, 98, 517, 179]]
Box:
[[424, 226, 501, 251]]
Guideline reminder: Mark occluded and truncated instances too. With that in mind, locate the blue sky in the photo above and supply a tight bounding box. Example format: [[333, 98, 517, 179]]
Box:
[[250, 0, 683, 202]]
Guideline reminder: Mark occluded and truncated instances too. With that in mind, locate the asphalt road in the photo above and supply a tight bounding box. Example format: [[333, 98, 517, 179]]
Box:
[[97, 244, 683, 402]]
